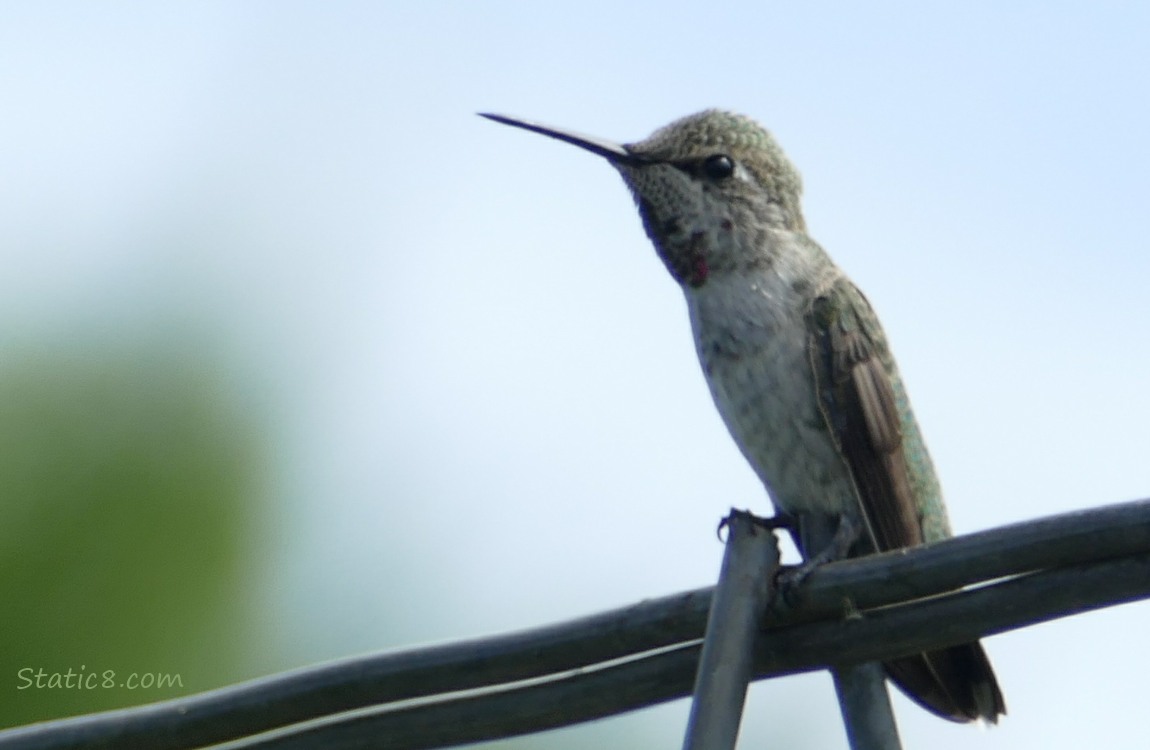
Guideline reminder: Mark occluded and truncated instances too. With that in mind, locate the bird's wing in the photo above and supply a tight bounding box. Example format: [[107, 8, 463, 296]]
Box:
[[807, 275, 923, 552], [804, 267, 1006, 726]]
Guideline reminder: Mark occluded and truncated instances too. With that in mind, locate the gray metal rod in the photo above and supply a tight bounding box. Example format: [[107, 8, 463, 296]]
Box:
[[832, 661, 903, 750], [796, 514, 903, 750], [681, 510, 780, 750]]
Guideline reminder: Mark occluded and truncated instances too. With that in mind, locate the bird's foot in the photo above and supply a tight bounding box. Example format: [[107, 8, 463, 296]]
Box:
[[773, 562, 816, 607], [776, 515, 863, 606], [714, 509, 793, 541]]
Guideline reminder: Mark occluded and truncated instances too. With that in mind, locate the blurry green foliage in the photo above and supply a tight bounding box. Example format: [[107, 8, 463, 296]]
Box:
[[0, 338, 266, 728]]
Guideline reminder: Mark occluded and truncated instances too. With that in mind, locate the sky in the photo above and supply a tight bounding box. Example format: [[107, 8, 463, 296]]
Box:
[[2, 3, 1149, 748]]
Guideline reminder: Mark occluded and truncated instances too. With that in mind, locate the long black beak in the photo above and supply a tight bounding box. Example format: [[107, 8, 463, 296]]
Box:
[[479, 113, 648, 166]]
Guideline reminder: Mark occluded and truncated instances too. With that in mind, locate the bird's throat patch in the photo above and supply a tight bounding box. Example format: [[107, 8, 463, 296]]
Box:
[[685, 231, 709, 288]]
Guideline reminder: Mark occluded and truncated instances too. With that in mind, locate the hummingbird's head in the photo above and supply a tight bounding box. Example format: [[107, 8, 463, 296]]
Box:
[[622, 110, 804, 229], [618, 110, 806, 285], [480, 110, 805, 288]]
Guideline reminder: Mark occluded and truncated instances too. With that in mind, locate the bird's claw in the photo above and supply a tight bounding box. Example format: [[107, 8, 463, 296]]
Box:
[[773, 560, 817, 607], [715, 509, 794, 541]]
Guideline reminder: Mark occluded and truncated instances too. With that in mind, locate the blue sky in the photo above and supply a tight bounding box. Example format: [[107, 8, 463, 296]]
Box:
[[2, 3, 1149, 748]]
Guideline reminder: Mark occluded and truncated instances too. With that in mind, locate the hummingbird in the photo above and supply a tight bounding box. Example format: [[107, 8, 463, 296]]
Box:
[[480, 110, 1005, 723]]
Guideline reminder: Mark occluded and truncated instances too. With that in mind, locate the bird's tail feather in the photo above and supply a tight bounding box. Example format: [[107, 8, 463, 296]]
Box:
[[884, 642, 1006, 723]]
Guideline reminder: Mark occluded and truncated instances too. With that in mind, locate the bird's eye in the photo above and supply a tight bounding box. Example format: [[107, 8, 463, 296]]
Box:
[[702, 154, 735, 180]]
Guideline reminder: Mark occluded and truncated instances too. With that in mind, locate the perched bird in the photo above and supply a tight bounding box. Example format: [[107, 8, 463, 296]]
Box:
[[481, 110, 1005, 723]]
